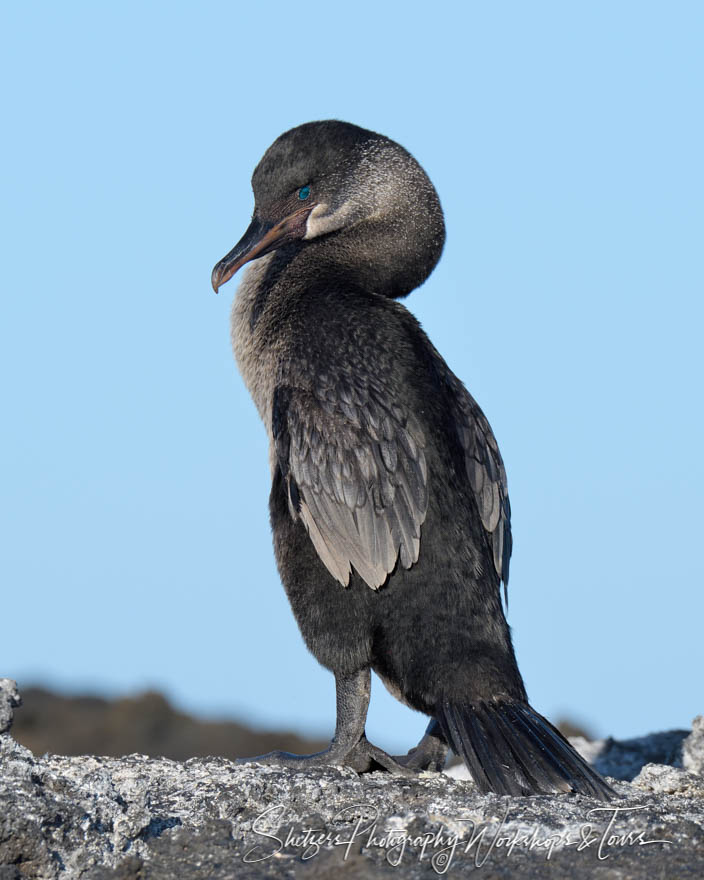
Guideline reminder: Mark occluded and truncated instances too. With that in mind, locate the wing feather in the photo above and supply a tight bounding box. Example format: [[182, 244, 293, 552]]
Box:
[[272, 383, 428, 590], [447, 372, 513, 593], [272, 348, 511, 597]]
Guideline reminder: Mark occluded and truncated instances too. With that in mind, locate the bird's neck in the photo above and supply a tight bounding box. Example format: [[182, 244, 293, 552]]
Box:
[[229, 220, 441, 422]]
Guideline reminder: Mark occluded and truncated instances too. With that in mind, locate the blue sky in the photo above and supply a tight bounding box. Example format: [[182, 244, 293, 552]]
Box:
[[2, 1, 702, 750]]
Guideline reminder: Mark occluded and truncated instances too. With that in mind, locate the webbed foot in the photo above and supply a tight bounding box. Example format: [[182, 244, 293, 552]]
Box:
[[235, 668, 417, 776], [392, 718, 449, 772], [237, 733, 415, 775]]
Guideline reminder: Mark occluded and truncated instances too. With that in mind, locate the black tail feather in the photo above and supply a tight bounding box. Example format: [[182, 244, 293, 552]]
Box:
[[437, 699, 615, 801]]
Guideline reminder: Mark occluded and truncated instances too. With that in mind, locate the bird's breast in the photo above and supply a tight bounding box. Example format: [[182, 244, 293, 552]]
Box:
[[230, 253, 282, 428]]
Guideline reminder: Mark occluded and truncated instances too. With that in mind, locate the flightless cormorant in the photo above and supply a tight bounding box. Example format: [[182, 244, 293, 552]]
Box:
[[212, 121, 613, 799]]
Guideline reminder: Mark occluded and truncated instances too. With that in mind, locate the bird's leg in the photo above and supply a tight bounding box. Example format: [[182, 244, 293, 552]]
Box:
[[393, 718, 449, 772], [236, 668, 414, 775]]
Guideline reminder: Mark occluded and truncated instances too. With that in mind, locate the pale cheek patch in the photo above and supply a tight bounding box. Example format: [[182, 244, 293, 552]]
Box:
[[304, 201, 355, 239]]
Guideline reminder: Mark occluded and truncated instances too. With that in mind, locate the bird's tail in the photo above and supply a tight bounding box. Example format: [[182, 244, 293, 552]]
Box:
[[436, 699, 615, 800]]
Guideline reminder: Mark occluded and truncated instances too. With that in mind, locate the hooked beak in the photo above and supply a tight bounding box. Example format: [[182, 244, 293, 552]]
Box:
[[211, 205, 314, 293]]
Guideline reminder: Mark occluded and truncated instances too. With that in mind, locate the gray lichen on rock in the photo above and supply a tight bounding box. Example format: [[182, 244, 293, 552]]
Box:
[[1, 681, 703, 879], [0, 679, 21, 734], [683, 715, 704, 776]]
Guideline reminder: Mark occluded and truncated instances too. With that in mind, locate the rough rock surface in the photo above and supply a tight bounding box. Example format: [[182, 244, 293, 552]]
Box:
[[1, 680, 703, 879]]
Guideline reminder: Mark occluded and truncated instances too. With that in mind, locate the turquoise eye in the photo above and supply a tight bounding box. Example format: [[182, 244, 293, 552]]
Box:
[[298, 185, 311, 201]]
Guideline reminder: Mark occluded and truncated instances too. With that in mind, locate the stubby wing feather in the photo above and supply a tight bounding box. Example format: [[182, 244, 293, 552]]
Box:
[[272, 383, 428, 590], [449, 373, 513, 594]]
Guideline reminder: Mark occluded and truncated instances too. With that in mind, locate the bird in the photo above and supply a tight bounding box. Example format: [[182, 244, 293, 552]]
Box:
[[211, 120, 614, 800]]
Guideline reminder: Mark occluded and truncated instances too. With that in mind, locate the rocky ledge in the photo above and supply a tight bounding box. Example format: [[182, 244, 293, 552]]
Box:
[[1, 679, 703, 879]]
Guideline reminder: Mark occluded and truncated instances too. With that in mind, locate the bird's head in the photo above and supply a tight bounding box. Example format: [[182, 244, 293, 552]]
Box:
[[211, 120, 445, 299]]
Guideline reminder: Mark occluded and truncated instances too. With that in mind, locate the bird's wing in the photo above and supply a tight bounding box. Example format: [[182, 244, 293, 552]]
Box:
[[272, 382, 428, 590], [448, 372, 513, 594]]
